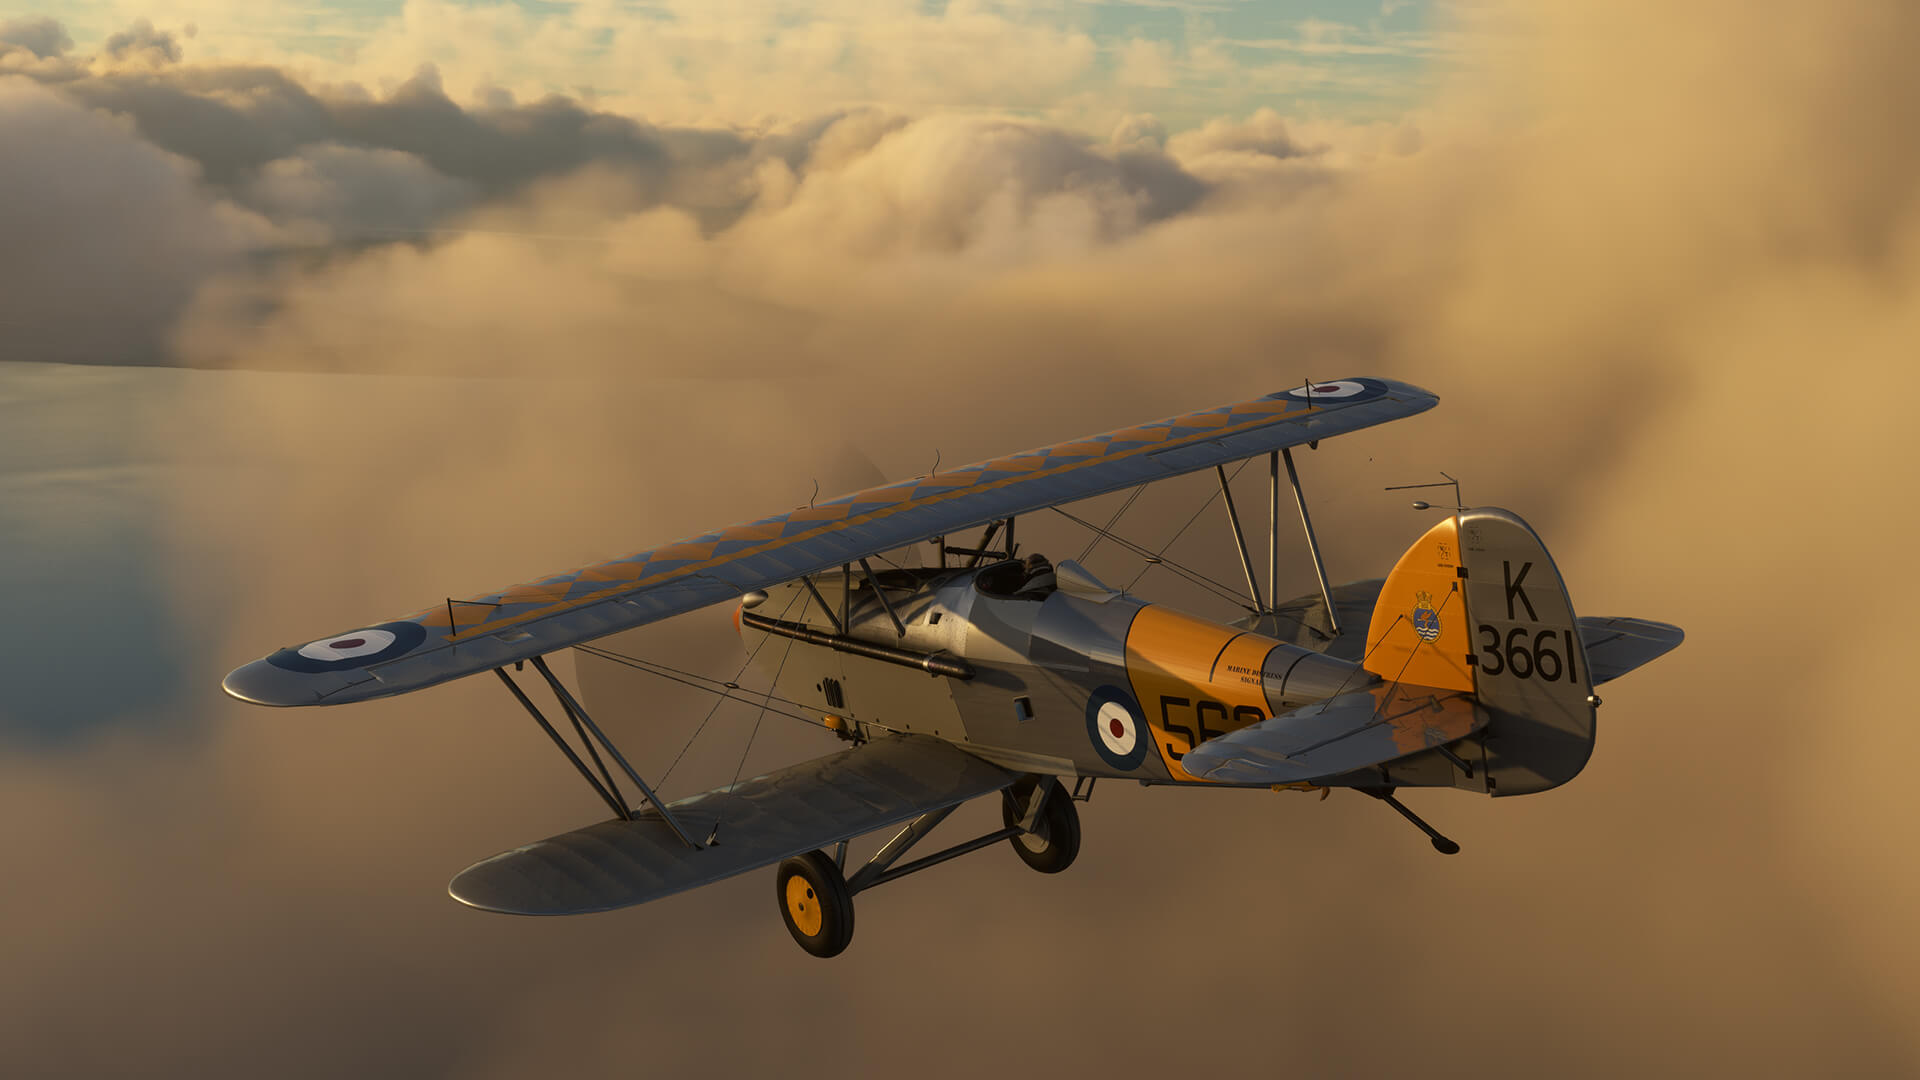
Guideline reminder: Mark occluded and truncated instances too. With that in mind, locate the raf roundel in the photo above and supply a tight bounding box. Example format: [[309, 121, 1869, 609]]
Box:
[[267, 621, 429, 674], [1085, 686, 1149, 771], [1282, 379, 1375, 402]]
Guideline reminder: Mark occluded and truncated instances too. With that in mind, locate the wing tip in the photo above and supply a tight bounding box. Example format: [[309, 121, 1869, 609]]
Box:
[[221, 658, 336, 707]]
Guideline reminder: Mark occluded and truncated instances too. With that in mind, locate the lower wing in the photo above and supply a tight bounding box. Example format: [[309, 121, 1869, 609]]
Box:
[[450, 734, 1012, 916]]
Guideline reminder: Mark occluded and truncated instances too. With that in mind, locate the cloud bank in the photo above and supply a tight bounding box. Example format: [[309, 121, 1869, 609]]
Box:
[[0, 22, 1345, 372], [3, 2, 1919, 1077]]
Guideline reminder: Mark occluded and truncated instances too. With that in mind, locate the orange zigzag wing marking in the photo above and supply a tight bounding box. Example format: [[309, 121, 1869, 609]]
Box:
[[427, 400, 1333, 640], [1105, 426, 1177, 445], [785, 504, 856, 522], [907, 472, 981, 490], [579, 563, 649, 584], [649, 541, 721, 563], [985, 455, 1050, 473], [494, 584, 573, 605]]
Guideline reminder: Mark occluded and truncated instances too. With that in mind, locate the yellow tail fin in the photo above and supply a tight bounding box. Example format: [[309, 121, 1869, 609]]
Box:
[[1363, 516, 1475, 693], [1369, 509, 1599, 796]]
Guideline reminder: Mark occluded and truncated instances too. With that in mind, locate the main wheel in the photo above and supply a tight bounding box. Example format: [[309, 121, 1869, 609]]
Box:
[[1002, 777, 1080, 874], [775, 850, 855, 958]]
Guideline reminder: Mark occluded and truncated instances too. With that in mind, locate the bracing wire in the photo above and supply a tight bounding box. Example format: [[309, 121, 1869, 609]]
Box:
[[1076, 483, 1148, 563], [572, 644, 820, 725], [1372, 583, 1463, 713], [613, 585, 807, 791], [572, 634, 816, 709], [1051, 505, 1250, 607], [711, 622, 802, 843], [1288, 586, 1462, 766], [1123, 458, 1253, 595]]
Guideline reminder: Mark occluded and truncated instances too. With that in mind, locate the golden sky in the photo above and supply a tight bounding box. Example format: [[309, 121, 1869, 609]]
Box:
[[2, 2, 1918, 1075]]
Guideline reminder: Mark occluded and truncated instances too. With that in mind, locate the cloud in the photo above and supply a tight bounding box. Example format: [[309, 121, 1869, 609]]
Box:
[[0, 14, 71, 58], [0, 16, 85, 80], [101, 17, 190, 66], [0, 37, 1242, 368], [0, 76, 256, 366], [1109, 112, 1168, 150], [1117, 37, 1177, 89], [336, 0, 1105, 125], [242, 141, 475, 237], [1168, 106, 1309, 160]]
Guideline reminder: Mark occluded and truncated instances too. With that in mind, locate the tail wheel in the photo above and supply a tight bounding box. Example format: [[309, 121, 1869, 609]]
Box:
[[775, 850, 855, 958], [1002, 777, 1080, 875]]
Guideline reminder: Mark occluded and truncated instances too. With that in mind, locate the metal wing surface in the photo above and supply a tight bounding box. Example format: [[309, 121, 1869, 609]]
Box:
[[449, 734, 1012, 916], [225, 377, 1437, 706], [1578, 616, 1684, 685], [1180, 683, 1487, 786]]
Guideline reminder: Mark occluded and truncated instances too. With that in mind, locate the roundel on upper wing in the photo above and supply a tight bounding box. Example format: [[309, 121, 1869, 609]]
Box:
[[267, 621, 429, 673], [1280, 379, 1377, 402], [1085, 686, 1148, 771]]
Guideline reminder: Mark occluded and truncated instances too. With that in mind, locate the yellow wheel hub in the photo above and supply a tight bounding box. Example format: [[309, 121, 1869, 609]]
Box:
[[785, 875, 823, 937]]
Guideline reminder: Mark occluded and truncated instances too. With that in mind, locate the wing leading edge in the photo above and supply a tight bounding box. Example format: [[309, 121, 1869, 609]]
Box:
[[225, 377, 1438, 707], [449, 734, 1013, 916]]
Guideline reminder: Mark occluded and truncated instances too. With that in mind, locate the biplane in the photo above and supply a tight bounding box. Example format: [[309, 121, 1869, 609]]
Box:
[[224, 377, 1682, 957]]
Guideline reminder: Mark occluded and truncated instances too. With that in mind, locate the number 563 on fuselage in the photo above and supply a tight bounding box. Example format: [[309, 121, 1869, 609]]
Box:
[[223, 378, 1681, 958]]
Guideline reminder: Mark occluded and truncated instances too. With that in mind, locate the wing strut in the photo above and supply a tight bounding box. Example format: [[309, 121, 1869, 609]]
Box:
[[495, 658, 701, 849], [844, 802, 1027, 895], [1280, 447, 1342, 637], [857, 558, 907, 638], [960, 521, 1002, 567], [799, 574, 843, 634], [530, 656, 700, 849], [948, 519, 1014, 567], [1269, 451, 1282, 611], [493, 666, 629, 821], [1215, 465, 1265, 614]]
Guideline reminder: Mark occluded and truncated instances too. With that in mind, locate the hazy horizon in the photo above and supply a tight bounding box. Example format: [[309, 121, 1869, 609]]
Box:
[[4, 2, 1917, 1075]]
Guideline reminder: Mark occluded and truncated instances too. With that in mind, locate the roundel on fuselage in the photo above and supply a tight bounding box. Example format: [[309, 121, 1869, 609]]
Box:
[[1086, 685, 1149, 771]]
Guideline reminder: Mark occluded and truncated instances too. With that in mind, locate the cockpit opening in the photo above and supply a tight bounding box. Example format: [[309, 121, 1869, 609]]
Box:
[[974, 553, 1058, 600]]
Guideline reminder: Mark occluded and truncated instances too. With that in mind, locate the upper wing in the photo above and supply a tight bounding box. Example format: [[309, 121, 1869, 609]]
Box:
[[449, 733, 1012, 916], [225, 377, 1437, 706]]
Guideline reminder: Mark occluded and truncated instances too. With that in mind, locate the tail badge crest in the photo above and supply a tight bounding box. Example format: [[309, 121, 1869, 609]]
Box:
[[1412, 590, 1442, 643]]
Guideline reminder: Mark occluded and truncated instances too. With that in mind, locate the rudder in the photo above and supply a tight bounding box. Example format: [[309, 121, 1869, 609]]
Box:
[[1458, 508, 1595, 796]]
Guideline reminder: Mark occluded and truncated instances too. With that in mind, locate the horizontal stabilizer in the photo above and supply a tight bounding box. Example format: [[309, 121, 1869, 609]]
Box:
[[1578, 616, 1684, 685], [1237, 579, 1384, 661], [1180, 684, 1485, 786], [449, 735, 1011, 916]]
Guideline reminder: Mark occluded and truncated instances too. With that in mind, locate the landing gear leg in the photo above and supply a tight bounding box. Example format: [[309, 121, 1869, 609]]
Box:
[[1361, 787, 1461, 855], [1002, 777, 1080, 874], [776, 784, 1077, 957]]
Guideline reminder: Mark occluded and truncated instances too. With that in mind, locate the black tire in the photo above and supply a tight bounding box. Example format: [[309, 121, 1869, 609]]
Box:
[[1002, 777, 1080, 875], [775, 850, 855, 958]]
